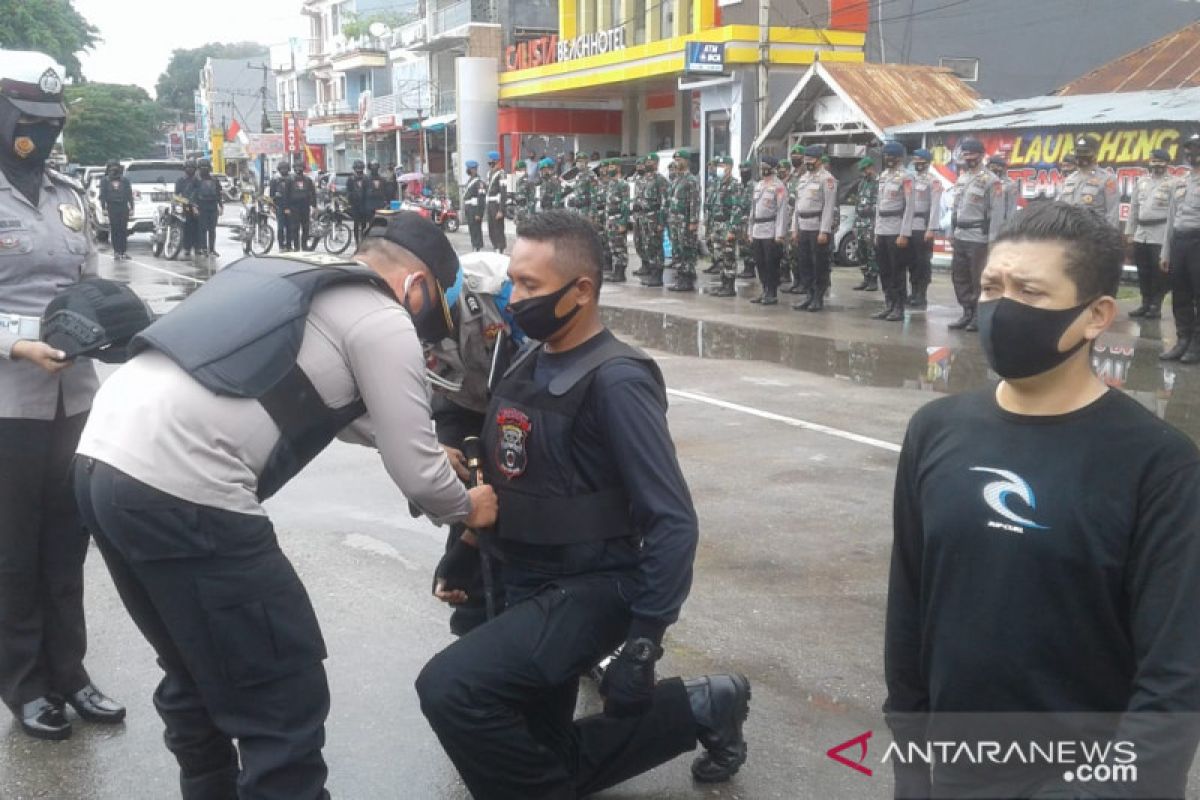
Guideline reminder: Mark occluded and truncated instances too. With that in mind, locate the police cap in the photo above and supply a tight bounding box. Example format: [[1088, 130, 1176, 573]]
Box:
[[673, 148, 691, 160], [804, 144, 825, 158], [1149, 148, 1171, 161], [959, 138, 984, 155], [465, 159, 478, 169], [882, 141, 906, 157], [789, 144, 804, 155], [1183, 134, 1200, 151], [516, 159, 526, 169], [0, 50, 67, 118], [857, 156, 876, 169], [715, 155, 732, 166], [364, 210, 459, 294], [740, 159, 754, 169], [486, 150, 500, 162], [353, 159, 365, 169], [646, 153, 660, 162], [41, 278, 154, 363], [988, 154, 1007, 166], [912, 148, 932, 161], [760, 156, 778, 168], [1074, 136, 1099, 155], [538, 157, 555, 169]]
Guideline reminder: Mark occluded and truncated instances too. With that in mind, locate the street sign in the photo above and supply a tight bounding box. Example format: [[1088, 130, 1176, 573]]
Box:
[[685, 42, 725, 75]]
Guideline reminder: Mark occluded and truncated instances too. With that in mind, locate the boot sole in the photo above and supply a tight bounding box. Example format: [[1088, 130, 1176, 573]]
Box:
[[692, 673, 752, 783], [19, 720, 72, 740]]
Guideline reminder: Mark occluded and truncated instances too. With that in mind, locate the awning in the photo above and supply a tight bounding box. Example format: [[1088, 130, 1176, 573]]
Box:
[[421, 113, 456, 129]]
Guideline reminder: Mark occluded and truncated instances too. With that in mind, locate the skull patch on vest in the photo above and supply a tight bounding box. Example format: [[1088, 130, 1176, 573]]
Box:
[[495, 407, 532, 478]]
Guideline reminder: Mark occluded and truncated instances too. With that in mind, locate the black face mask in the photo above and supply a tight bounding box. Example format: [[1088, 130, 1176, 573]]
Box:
[[509, 278, 581, 341], [185, 168, 195, 177], [804, 160, 818, 172], [1150, 164, 1167, 176], [402, 274, 451, 344], [12, 121, 59, 162], [962, 156, 981, 169], [977, 297, 1093, 380], [1076, 156, 1094, 168], [200, 169, 211, 178], [740, 170, 752, 183], [790, 159, 803, 169], [914, 162, 929, 172]]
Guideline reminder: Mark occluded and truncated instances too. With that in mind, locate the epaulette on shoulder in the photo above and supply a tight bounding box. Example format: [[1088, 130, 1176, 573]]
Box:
[[47, 168, 83, 192]]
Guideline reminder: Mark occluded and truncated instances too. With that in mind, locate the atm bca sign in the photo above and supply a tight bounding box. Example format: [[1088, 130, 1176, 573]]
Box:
[[686, 42, 725, 75]]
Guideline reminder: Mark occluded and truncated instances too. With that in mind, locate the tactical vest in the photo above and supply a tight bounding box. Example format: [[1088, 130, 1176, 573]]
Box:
[[427, 287, 513, 414], [481, 336, 665, 557], [129, 254, 394, 500]]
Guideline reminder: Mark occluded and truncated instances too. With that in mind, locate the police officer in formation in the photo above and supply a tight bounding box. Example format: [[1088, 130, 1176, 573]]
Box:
[[948, 138, 1003, 331], [485, 150, 508, 253], [536, 156, 563, 212], [1126, 147, 1175, 320], [872, 141, 913, 322], [706, 155, 743, 298], [0, 49, 124, 742], [667, 149, 701, 292], [99, 159, 134, 261], [748, 156, 788, 305], [75, 213, 498, 798], [282, 160, 316, 252], [345, 159, 369, 243], [415, 209, 751, 799], [512, 160, 535, 227], [850, 156, 879, 292], [193, 159, 224, 258], [737, 160, 757, 279], [462, 159, 485, 251], [1160, 134, 1200, 363], [602, 158, 631, 282], [174, 160, 199, 257], [789, 145, 838, 312], [1060, 135, 1120, 228], [270, 161, 291, 250], [988, 153, 1020, 230], [362, 161, 394, 231], [906, 148, 941, 309], [1059, 152, 1078, 181], [637, 153, 670, 287]]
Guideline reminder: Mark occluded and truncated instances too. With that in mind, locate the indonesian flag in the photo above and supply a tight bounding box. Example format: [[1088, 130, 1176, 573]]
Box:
[[226, 118, 249, 144]]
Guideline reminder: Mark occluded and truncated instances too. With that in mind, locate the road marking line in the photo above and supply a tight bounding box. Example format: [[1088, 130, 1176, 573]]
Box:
[[114, 255, 205, 284], [667, 388, 902, 453]]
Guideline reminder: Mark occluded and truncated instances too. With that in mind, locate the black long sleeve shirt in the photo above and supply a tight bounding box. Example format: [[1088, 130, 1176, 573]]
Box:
[[499, 330, 698, 639], [885, 387, 1200, 798], [100, 176, 133, 210]]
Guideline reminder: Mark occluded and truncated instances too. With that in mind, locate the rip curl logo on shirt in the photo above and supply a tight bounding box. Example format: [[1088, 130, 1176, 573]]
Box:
[[970, 467, 1049, 532], [495, 407, 532, 479]]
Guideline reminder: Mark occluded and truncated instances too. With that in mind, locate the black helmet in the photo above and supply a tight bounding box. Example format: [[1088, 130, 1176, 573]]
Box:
[[368, 160, 380, 170], [106, 159, 120, 168], [184, 159, 196, 171], [1074, 135, 1099, 157], [41, 278, 154, 364], [198, 158, 211, 170], [353, 159, 365, 170], [278, 161, 290, 172]]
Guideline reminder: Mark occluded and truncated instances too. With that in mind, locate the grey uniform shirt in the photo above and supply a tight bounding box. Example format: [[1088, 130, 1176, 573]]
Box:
[[952, 167, 1004, 244], [1061, 166, 1120, 229], [0, 169, 98, 420], [996, 177, 1020, 230], [1162, 172, 1200, 265], [1127, 174, 1175, 245], [789, 168, 837, 234], [750, 177, 789, 240], [910, 172, 943, 233], [876, 168, 913, 237], [78, 282, 471, 521]]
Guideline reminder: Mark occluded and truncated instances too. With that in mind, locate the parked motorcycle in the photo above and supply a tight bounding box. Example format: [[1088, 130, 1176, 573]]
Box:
[[304, 195, 354, 255], [429, 195, 459, 233], [150, 196, 191, 260], [230, 194, 276, 256], [221, 175, 246, 203]]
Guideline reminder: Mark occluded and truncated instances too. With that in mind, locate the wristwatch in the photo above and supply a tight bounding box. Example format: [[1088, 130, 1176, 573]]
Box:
[[625, 638, 664, 665]]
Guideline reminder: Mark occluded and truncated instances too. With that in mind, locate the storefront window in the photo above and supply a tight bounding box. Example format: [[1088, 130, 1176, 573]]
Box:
[[633, 0, 646, 43], [660, 0, 673, 38], [610, 0, 621, 29], [651, 120, 675, 151], [706, 111, 730, 161], [683, 0, 693, 34]]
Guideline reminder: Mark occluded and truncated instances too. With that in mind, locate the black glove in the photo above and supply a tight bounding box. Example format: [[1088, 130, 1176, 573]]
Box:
[[599, 638, 662, 718], [432, 537, 481, 596]]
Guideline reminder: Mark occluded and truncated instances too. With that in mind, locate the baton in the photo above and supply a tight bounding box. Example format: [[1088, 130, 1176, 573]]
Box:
[[462, 436, 497, 620]]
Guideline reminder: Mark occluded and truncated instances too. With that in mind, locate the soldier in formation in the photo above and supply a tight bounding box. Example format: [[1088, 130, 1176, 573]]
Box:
[[639, 154, 670, 287], [851, 157, 879, 293], [667, 149, 701, 293], [602, 158, 631, 283], [706, 156, 744, 298]]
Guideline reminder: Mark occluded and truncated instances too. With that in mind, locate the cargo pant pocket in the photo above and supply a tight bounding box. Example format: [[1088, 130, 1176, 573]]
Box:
[[196, 554, 328, 689]]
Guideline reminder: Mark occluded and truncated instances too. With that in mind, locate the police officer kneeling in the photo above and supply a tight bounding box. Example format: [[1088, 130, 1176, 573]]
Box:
[[416, 209, 751, 800], [74, 213, 498, 800]]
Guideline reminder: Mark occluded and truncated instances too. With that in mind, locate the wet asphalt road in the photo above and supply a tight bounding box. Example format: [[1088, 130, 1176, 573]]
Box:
[[1, 213, 1197, 799]]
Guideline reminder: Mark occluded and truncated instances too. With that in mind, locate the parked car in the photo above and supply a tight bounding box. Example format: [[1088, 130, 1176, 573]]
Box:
[[115, 160, 188, 240]]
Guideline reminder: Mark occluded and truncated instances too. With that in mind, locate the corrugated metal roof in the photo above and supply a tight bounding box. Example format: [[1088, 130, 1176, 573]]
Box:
[[820, 62, 980, 131], [888, 86, 1200, 135], [1057, 21, 1200, 95], [751, 61, 979, 153]]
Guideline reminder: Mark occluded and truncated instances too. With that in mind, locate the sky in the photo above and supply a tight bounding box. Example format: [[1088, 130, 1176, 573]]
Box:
[[73, 0, 306, 96]]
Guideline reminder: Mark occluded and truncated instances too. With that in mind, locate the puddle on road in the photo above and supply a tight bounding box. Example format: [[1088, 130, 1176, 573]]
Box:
[[602, 305, 1200, 441]]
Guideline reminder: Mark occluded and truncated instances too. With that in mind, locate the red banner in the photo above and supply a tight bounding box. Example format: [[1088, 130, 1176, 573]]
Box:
[[283, 114, 306, 154]]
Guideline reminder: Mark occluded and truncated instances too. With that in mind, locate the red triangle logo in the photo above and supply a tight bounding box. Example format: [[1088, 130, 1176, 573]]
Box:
[[826, 730, 873, 777]]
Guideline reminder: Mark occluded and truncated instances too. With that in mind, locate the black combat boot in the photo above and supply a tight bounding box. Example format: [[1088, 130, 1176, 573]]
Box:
[[179, 755, 239, 800], [641, 269, 664, 288], [687, 674, 751, 783], [807, 288, 826, 312], [885, 299, 906, 322], [1161, 334, 1192, 361], [1144, 304, 1162, 320], [609, 265, 627, 283], [703, 261, 721, 275], [631, 263, 649, 277], [909, 288, 928, 309], [668, 272, 695, 292], [1182, 336, 1200, 364], [948, 307, 975, 330], [792, 293, 813, 311], [871, 293, 895, 320], [760, 287, 778, 306], [709, 276, 736, 297], [1129, 303, 1149, 318], [736, 264, 756, 279]]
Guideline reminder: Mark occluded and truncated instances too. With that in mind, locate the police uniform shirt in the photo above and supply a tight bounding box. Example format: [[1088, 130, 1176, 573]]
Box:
[[1162, 171, 1200, 265], [1127, 173, 1175, 246], [789, 168, 837, 235], [0, 168, 98, 419], [486, 169, 507, 207], [910, 172, 943, 233], [1061, 166, 1120, 228], [78, 280, 470, 520], [952, 168, 1004, 244], [750, 176, 788, 240], [875, 167, 913, 237]]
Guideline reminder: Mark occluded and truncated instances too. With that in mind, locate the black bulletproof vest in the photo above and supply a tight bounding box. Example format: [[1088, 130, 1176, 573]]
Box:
[[129, 254, 394, 500], [481, 336, 665, 549], [194, 177, 221, 208]]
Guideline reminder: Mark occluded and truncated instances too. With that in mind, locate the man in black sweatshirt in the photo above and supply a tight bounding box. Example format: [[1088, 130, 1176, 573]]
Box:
[[415, 210, 751, 799], [885, 201, 1200, 799]]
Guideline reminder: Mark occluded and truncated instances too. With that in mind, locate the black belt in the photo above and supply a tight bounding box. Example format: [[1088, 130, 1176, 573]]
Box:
[[753, 215, 776, 223], [1138, 218, 1166, 226], [878, 210, 903, 218], [956, 220, 986, 230], [798, 211, 822, 219], [913, 213, 929, 220]]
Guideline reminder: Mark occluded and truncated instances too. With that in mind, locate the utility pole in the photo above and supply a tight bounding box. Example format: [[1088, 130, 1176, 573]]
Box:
[[757, 0, 769, 162], [247, 61, 274, 192]]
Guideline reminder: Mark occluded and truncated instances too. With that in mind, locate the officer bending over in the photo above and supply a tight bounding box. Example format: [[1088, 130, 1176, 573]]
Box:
[[74, 213, 498, 800], [416, 209, 751, 800]]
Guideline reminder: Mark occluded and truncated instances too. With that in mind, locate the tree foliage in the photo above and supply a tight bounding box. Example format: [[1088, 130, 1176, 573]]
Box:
[[63, 83, 167, 165], [155, 42, 266, 112], [0, 0, 99, 82]]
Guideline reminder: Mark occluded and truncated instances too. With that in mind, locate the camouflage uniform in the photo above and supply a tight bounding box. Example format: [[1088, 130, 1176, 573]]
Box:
[[630, 165, 647, 271], [604, 161, 630, 282], [536, 158, 564, 212], [852, 164, 879, 289], [593, 170, 612, 272], [513, 162, 535, 227], [706, 158, 745, 297], [667, 150, 701, 292], [780, 163, 803, 290], [567, 158, 597, 221], [737, 162, 757, 278], [639, 157, 670, 286], [703, 163, 719, 274]]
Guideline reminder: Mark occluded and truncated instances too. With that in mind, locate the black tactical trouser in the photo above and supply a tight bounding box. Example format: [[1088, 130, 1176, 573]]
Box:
[[909, 230, 933, 293], [107, 204, 130, 255], [752, 237, 780, 293], [1133, 242, 1166, 308], [1169, 231, 1200, 339], [0, 409, 90, 713], [196, 206, 219, 253], [75, 460, 330, 800], [467, 212, 485, 251], [950, 239, 990, 310], [416, 573, 697, 800], [487, 203, 507, 252], [286, 205, 311, 252], [876, 234, 910, 304], [796, 229, 831, 295], [274, 204, 288, 250]]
